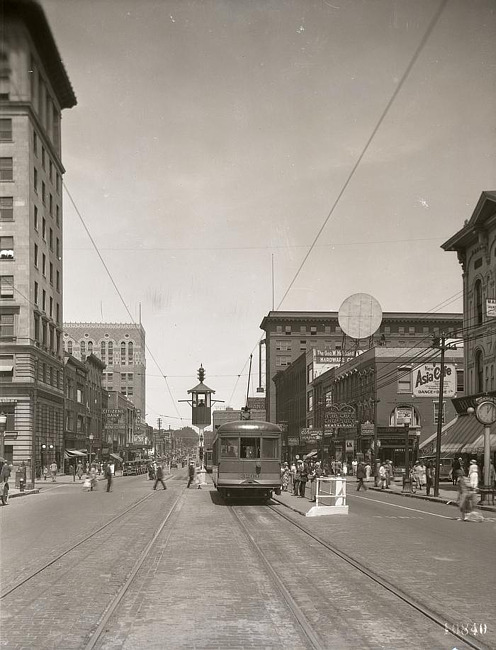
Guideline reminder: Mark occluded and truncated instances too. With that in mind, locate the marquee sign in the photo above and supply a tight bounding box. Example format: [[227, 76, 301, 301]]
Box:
[[325, 404, 356, 428]]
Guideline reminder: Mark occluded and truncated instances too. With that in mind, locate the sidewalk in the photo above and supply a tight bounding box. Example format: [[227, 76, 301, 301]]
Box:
[[272, 478, 496, 515]]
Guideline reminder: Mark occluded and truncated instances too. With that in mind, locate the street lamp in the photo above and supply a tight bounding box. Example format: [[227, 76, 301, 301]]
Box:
[[89, 433, 94, 467], [0, 412, 7, 459]]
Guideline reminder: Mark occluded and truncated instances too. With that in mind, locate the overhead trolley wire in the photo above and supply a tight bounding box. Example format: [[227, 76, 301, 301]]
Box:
[[63, 184, 183, 421]]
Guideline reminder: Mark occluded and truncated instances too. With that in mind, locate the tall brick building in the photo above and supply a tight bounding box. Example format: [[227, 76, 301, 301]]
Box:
[[0, 0, 76, 477]]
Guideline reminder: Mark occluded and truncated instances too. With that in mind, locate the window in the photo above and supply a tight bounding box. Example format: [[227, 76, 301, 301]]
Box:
[[41, 146, 46, 169], [127, 386, 134, 397], [0, 314, 14, 338], [0, 158, 13, 181], [220, 438, 239, 457], [56, 270, 60, 292], [275, 355, 291, 367], [456, 369, 464, 393], [128, 341, 133, 363], [474, 280, 483, 326], [49, 296, 53, 318], [240, 437, 260, 459], [56, 205, 59, 227], [285, 325, 291, 335], [108, 340, 113, 364], [307, 363, 313, 383], [49, 228, 53, 250], [76, 387, 83, 403], [56, 173, 60, 194], [87, 340, 93, 355], [34, 281, 38, 305], [34, 205, 38, 230], [80, 340, 86, 356], [276, 340, 291, 351], [0, 354, 14, 381], [307, 391, 314, 412], [56, 303, 59, 324], [310, 326, 317, 335], [261, 438, 279, 459], [49, 160, 53, 182], [300, 339, 306, 350], [397, 366, 412, 393], [34, 243, 38, 266], [0, 236, 14, 259], [120, 372, 127, 382], [0, 119, 12, 141], [34, 313, 39, 341], [56, 238, 60, 258], [41, 319, 47, 346], [41, 181, 46, 204], [49, 194, 53, 217], [0, 275, 13, 298], [33, 167, 37, 191], [0, 197, 13, 221], [42, 253, 46, 276], [42, 217, 46, 240], [67, 340, 72, 355], [33, 131, 38, 155], [42, 289, 46, 311], [475, 350, 483, 393], [408, 326, 415, 335], [100, 341, 106, 360], [433, 401, 446, 426], [49, 262, 53, 284], [121, 341, 126, 364]]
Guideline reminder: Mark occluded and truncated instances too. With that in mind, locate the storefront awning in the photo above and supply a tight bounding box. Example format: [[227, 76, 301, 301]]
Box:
[[419, 415, 496, 456], [64, 449, 87, 458], [304, 450, 318, 460], [461, 433, 496, 455], [109, 453, 123, 462]]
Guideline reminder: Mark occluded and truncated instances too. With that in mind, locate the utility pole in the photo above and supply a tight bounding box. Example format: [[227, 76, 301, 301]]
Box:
[[433, 333, 446, 498], [156, 417, 162, 459]]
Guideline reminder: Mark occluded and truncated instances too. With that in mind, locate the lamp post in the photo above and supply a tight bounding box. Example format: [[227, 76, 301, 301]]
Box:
[[89, 433, 94, 468], [0, 412, 7, 459]]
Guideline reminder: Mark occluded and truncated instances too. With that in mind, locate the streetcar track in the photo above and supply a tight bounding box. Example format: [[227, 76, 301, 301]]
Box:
[[0, 490, 157, 599], [84, 492, 184, 650], [266, 503, 490, 650], [229, 505, 326, 650]]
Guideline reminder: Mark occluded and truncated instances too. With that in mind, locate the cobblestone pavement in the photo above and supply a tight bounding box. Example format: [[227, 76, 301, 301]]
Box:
[[1, 474, 494, 649], [274, 486, 495, 649]]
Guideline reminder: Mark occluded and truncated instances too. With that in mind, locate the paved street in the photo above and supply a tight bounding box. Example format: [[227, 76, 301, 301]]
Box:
[[1, 472, 495, 649]]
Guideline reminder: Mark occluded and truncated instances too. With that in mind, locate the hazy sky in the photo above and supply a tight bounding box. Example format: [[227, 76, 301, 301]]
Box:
[[41, 0, 496, 427]]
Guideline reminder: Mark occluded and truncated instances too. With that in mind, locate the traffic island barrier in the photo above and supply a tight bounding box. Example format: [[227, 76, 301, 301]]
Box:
[[306, 477, 349, 517]]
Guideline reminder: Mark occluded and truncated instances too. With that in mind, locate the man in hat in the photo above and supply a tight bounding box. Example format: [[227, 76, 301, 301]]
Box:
[[187, 461, 196, 488]]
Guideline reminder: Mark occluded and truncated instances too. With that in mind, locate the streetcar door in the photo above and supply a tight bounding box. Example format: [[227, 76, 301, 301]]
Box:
[[240, 437, 260, 478]]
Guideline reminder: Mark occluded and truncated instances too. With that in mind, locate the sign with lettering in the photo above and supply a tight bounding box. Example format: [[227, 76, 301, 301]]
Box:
[[300, 428, 323, 441], [412, 363, 456, 397], [287, 436, 299, 446], [325, 404, 356, 428]]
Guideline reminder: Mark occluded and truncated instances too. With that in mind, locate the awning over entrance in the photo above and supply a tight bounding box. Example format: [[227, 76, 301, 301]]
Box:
[[109, 453, 123, 462], [64, 449, 87, 459], [303, 450, 318, 460], [419, 415, 496, 456]]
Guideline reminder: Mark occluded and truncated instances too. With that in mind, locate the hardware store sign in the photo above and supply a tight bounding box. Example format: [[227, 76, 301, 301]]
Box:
[[412, 363, 456, 397]]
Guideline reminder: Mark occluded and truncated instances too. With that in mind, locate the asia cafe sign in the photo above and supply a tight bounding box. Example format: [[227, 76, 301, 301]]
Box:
[[412, 363, 456, 398]]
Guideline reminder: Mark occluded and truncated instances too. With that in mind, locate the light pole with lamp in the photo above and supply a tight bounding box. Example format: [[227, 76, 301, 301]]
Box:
[[89, 433, 94, 468], [0, 412, 7, 460]]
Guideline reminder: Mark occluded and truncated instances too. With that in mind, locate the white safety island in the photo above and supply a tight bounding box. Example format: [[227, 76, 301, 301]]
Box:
[[306, 477, 349, 517]]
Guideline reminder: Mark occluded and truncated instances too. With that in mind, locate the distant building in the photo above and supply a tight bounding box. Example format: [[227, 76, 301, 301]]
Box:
[[0, 0, 76, 476], [260, 311, 464, 424], [212, 406, 266, 432], [63, 322, 146, 417], [103, 390, 138, 462]]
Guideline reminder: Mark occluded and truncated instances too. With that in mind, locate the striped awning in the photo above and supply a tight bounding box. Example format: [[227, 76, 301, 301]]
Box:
[[420, 415, 496, 456], [64, 449, 87, 459], [109, 453, 123, 462], [461, 433, 496, 454]]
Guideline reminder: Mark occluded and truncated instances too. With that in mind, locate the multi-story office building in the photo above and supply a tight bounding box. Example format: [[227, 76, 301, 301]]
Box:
[[260, 311, 464, 424], [63, 322, 146, 418], [0, 0, 76, 477]]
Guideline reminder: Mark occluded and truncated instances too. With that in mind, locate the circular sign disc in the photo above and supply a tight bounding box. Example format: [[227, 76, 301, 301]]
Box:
[[338, 293, 383, 340]]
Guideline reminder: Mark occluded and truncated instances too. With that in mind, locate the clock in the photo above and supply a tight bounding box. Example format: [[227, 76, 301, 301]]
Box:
[[475, 400, 496, 425]]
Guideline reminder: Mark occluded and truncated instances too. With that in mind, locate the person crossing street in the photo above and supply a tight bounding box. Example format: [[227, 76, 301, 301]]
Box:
[[153, 463, 167, 490]]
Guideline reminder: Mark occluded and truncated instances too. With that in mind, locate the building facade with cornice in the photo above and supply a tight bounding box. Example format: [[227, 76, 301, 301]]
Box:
[[260, 311, 464, 425], [0, 0, 76, 477]]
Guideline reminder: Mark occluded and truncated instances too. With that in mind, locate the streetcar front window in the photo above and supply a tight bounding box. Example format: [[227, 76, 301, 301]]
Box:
[[240, 437, 260, 459], [221, 438, 239, 458], [261, 438, 279, 459]]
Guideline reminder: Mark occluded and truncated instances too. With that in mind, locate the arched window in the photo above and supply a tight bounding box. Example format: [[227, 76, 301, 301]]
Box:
[[128, 341, 133, 364], [474, 279, 483, 325], [475, 349, 484, 393], [80, 340, 86, 357], [100, 341, 106, 360], [108, 340, 113, 365], [121, 341, 126, 365], [389, 406, 420, 428], [87, 340, 93, 355], [67, 340, 73, 355]]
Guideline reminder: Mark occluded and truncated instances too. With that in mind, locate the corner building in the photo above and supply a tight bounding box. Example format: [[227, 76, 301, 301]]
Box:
[[0, 0, 76, 476]]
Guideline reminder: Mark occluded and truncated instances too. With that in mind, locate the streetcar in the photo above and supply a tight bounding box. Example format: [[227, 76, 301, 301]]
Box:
[[204, 448, 213, 473], [211, 420, 282, 500]]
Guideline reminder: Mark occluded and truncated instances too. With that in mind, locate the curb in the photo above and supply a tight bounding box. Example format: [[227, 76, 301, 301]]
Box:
[[368, 487, 496, 513], [7, 489, 40, 499]]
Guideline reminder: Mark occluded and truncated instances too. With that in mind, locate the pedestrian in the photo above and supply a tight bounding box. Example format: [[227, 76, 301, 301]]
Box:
[[489, 461, 496, 488], [412, 462, 421, 490], [418, 461, 427, 490], [351, 459, 358, 476], [281, 462, 290, 492], [379, 462, 387, 489], [89, 464, 98, 491], [187, 461, 196, 488], [385, 460, 393, 488], [468, 459, 479, 497], [153, 463, 167, 490], [365, 462, 371, 482], [42, 466, 48, 481], [299, 461, 309, 498], [457, 474, 472, 521], [425, 460, 434, 496], [356, 462, 367, 491], [0, 462, 11, 505], [76, 462, 83, 480], [293, 461, 301, 496], [451, 457, 462, 485], [105, 462, 113, 492], [49, 461, 57, 482], [309, 461, 322, 501]]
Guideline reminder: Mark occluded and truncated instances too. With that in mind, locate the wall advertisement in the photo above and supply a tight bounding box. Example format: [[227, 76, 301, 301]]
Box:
[[412, 363, 456, 397]]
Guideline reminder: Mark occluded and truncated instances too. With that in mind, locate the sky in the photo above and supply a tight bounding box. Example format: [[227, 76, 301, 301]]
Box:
[[40, 0, 496, 428]]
